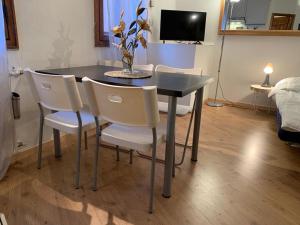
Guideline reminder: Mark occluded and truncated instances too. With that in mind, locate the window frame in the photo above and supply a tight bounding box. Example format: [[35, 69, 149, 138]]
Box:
[[94, 0, 109, 47], [3, 0, 19, 49]]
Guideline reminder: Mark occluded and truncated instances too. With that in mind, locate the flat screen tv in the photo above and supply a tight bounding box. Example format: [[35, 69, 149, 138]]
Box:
[[160, 10, 206, 42]]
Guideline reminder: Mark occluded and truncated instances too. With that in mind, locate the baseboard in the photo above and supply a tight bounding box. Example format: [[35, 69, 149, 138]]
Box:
[[11, 129, 98, 163], [10, 99, 274, 162], [206, 98, 276, 113], [158, 101, 192, 116], [11, 133, 78, 164], [11, 138, 58, 164]]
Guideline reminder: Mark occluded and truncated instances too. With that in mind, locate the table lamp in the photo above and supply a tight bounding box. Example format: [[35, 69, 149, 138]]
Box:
[[262, 63, 273, 87]]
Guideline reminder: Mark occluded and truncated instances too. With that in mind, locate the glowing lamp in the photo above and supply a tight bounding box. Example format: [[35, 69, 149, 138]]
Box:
[[262, 63, 273, 87]]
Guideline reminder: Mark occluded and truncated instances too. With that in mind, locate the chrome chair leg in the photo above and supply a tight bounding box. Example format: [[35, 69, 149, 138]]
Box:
[[51, 110, 62, 158], [149, 128, 157, 214], [137, 96, 196, 168], [116, 145, 120, 161], [37, 104, 44, 169], [129, 149, 133, 164], [93, 117, 100, 191], [84, 131, 88, 150], [172, 153, 175, 177], [75, 112, 82, 189]]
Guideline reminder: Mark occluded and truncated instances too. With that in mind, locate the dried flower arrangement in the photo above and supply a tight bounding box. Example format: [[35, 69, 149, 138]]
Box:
[[112, 1, 151, 74]]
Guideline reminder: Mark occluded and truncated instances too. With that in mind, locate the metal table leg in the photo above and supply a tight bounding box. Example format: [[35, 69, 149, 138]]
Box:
[[254, 92, 257, 111], [53, 129, 62, 158], [162, 96, 177, 198], [191, 88, 204, 162], [51, 110, 62, 158]]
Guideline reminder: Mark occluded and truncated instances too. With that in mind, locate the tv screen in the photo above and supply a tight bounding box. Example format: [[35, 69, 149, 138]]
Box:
[[160, 10, 206, 42]]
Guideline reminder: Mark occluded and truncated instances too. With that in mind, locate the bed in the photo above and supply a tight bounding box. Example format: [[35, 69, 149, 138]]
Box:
[[276, 111, 300, 144], [269, 77, 300, 144]]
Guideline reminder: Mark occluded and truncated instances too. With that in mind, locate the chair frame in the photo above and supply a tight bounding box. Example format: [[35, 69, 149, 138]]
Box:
[[83, 78, 159, 213], [92, 116, 157, 213], [135, 65, 203, 177], [25, 69, 89, 189], [37, 103, 83, 188]]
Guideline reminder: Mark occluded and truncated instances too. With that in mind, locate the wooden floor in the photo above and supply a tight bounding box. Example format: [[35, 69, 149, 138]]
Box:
[[1, 106, 300, 225]]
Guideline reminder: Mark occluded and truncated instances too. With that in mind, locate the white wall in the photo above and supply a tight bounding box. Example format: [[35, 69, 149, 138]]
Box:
[[175, 0, 221, 85], [148, 0, 220, 102], [172, 0, 300, 106], [149, 0, 176, 42], [8, 0, 104, 150], [217, 36, 300, 105], [148, 0, 220, 101], [7, 0, 300, 150]]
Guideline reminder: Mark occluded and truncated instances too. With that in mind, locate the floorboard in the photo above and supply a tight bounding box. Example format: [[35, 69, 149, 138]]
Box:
[[1, 106, 300, 225]]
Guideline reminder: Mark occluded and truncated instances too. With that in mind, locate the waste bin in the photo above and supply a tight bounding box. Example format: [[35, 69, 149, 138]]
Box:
[[12, 92, 20, 120]]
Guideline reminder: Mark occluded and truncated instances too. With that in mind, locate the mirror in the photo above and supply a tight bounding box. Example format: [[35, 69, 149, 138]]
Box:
[[219, 0, 300, 36]]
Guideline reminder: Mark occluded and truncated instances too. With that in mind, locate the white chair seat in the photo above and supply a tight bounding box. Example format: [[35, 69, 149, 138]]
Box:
[[45, 111, 106, 134], [158, 101, 192, 116], [101, 123, 166, 152], [155, 65, 203, 116]]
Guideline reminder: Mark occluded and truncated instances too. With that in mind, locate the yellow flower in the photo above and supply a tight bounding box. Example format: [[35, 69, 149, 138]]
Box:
[[119, 20, 126, 32], [112, 20, 125, 35], [137, 20, 151, 32], [136, 1, 143, 15], [122, 49, 133, 60], [138, 35, 147, 48], [112, 26, 122, 34]]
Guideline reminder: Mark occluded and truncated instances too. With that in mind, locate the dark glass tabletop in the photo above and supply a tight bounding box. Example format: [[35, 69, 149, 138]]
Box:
[[38, 65, 212, 97]]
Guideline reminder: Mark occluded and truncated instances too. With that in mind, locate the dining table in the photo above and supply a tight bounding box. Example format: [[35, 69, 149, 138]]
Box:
[[37, 65, 213, 198]]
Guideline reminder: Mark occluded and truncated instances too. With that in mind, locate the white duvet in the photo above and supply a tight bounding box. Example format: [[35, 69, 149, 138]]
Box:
[[268, 77, 300, 132]]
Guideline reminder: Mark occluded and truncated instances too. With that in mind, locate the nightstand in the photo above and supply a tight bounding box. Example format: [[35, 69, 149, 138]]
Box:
[[250, 84, 273, 112]]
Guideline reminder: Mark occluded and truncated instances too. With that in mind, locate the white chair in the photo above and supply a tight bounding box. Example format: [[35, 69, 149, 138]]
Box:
[[82, 77, 165, 213], [24, 69, 107, 188], [155, 65, 203, 116], [133, 64, 154, 72], [102, 63, 154, 156], [102, 60, 123, 68], [101, 60, 154, 72]]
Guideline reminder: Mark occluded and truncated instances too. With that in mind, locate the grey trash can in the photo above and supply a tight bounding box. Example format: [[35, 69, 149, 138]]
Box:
[[12, 92, 21, 120]]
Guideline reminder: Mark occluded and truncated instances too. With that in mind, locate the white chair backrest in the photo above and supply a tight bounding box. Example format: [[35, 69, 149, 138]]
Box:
[[155, 65, 203, 76], [82, 77, 160, 128], [133, 64, 154, 72], [24, 69, 83, 112], [103, 60, 123, 68]]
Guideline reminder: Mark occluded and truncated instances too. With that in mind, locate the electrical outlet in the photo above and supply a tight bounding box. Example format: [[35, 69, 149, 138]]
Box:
[[16, 141, 26, 150], [9, 66, 23, 77]]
